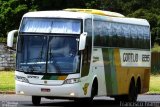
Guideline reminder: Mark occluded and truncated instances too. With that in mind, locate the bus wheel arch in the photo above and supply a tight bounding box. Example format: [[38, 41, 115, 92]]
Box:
[[91, 77, 98, 98], [77, 77, 98, 103], [136, 77, 141, 94]]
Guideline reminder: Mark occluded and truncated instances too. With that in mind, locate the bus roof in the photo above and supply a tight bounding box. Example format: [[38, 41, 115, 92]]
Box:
[[64, 8, 125, 17], [23, 11, 91, 19], [23, 10, 149, 26]]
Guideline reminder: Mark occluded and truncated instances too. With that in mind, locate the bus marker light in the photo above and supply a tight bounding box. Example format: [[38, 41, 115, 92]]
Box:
[[70, 92, 75, 96], [19, 91, 24, 94]]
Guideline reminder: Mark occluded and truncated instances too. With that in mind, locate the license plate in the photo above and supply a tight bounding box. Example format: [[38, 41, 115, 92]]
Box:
[[41, 88, 50, 92]]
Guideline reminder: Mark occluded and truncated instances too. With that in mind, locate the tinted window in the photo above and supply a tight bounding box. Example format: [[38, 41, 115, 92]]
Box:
[[93, 20, 150, 49]]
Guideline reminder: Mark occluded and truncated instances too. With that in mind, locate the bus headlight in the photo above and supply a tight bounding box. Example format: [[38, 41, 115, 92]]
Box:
[[15, 75, 29, 83], [63, 78, 81, 84]]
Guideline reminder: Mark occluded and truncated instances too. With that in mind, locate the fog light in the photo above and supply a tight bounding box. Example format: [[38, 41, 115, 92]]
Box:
[[70, 92, 75, 96], [19, 91, 24, 94]]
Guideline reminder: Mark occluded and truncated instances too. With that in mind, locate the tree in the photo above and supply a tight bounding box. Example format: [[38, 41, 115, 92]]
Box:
[[128, 8, 160, 45], [0, 0, 37, 37], [0, 0, 160, 46]]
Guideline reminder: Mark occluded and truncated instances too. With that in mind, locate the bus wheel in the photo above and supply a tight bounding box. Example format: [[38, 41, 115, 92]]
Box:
[[32, 96, 41, 106], [114, 95, 125, 102], [128, 81, 138, 102], [74, 98, 92, 103], [114, 81, 138, 102]]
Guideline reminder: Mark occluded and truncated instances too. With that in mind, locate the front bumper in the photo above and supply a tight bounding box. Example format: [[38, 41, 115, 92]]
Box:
[[16, 81, 86, 98]]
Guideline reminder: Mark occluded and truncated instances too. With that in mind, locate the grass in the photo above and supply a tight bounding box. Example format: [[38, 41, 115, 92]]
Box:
[[149, 74, 160, 93], [0, 71, 15, 92], [0, 71, 160, 94]]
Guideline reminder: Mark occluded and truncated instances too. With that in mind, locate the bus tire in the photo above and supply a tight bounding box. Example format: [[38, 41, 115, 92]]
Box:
[[74, 98, 92, 103], [136, 78, 141, 94], [114, 95, 125, 102], [32, 96, 41, 106], [114, 80, 137, 102], [128, 80, 138, 102]]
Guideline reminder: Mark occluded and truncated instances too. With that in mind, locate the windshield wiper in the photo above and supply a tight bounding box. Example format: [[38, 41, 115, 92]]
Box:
[[49, 47, 61, 73], [27, 38, 46, 72]]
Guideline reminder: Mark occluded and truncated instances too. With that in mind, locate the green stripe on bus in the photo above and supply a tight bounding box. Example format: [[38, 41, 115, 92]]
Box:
[[102, 48, 118, 95], [42, 75, 58, 80], [109, 49, 118, 94], [42, 75, 67, 80]]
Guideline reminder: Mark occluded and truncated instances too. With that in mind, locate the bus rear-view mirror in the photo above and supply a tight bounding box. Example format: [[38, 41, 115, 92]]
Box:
[[79, 32, 87, 50], [7, 30, 18, 48]]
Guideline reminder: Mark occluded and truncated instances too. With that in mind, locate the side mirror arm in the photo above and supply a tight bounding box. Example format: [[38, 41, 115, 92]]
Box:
[[7, 30, 18, 48]]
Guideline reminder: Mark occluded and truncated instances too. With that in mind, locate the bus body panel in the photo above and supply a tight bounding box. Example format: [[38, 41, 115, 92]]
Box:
[[15, 71, 93, 98], [91, 48, 150, 96], [16, 80, 83, 97], [113, 48, 150, 95], [90, 48, 107, 96], [11, 10, 151, 100]]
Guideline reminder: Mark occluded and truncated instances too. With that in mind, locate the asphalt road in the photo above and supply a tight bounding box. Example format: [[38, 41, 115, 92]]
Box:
[[0, 94, 160, 107]]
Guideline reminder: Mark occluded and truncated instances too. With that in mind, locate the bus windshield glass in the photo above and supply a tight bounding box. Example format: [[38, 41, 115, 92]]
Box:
[[20, 18, 81, 34], [16, 35, 80, 74]]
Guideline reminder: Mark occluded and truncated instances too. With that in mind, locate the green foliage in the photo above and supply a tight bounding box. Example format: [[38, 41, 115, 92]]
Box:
[[0, 0, 37, 38], [0, 0, 160, 46], [127, 9, 160, 45]]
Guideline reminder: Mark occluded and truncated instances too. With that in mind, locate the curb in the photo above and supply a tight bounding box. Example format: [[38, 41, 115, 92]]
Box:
[[145, 93, 160, 95], [0, 91, 15, 94], [0, 91, 159, 95]]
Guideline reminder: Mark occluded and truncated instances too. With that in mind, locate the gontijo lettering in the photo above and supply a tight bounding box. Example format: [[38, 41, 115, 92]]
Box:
[[123, 53, 138, 62]]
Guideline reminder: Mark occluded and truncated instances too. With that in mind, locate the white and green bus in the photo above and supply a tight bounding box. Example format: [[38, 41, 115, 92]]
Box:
[[7, 9, 151, 105]]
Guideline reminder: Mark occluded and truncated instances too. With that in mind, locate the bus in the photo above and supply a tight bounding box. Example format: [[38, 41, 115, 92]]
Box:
[[7, 9, 151, 105]]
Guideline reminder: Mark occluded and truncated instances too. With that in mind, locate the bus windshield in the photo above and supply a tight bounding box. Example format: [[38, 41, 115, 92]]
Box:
[[16, 35, 80, 74]]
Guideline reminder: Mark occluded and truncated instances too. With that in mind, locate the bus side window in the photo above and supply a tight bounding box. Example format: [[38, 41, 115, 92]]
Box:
[[108, 26, 112, 47], [94, 20, 106, 46], [136, 25, 143, 49], [81, 39, 91, 77], [94, 21, 100, 46], [107, 22, 112, 47], [144, 36, 150, 49], [105, 29, 110, 46], [112, 23, 118, 47], [82, 36, 92, 65], [147, 37, 150, 49], [123, 24, 129, 48], [117, 24, 124, 47], [82, 44, 91, 64], [130, 25, 137, 48], [143, 27, 150, 49], [82, 18, 92, 76]]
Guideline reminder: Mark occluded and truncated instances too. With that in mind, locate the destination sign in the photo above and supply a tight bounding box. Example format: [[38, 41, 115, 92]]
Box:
[[120, 49, 150, 67]]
